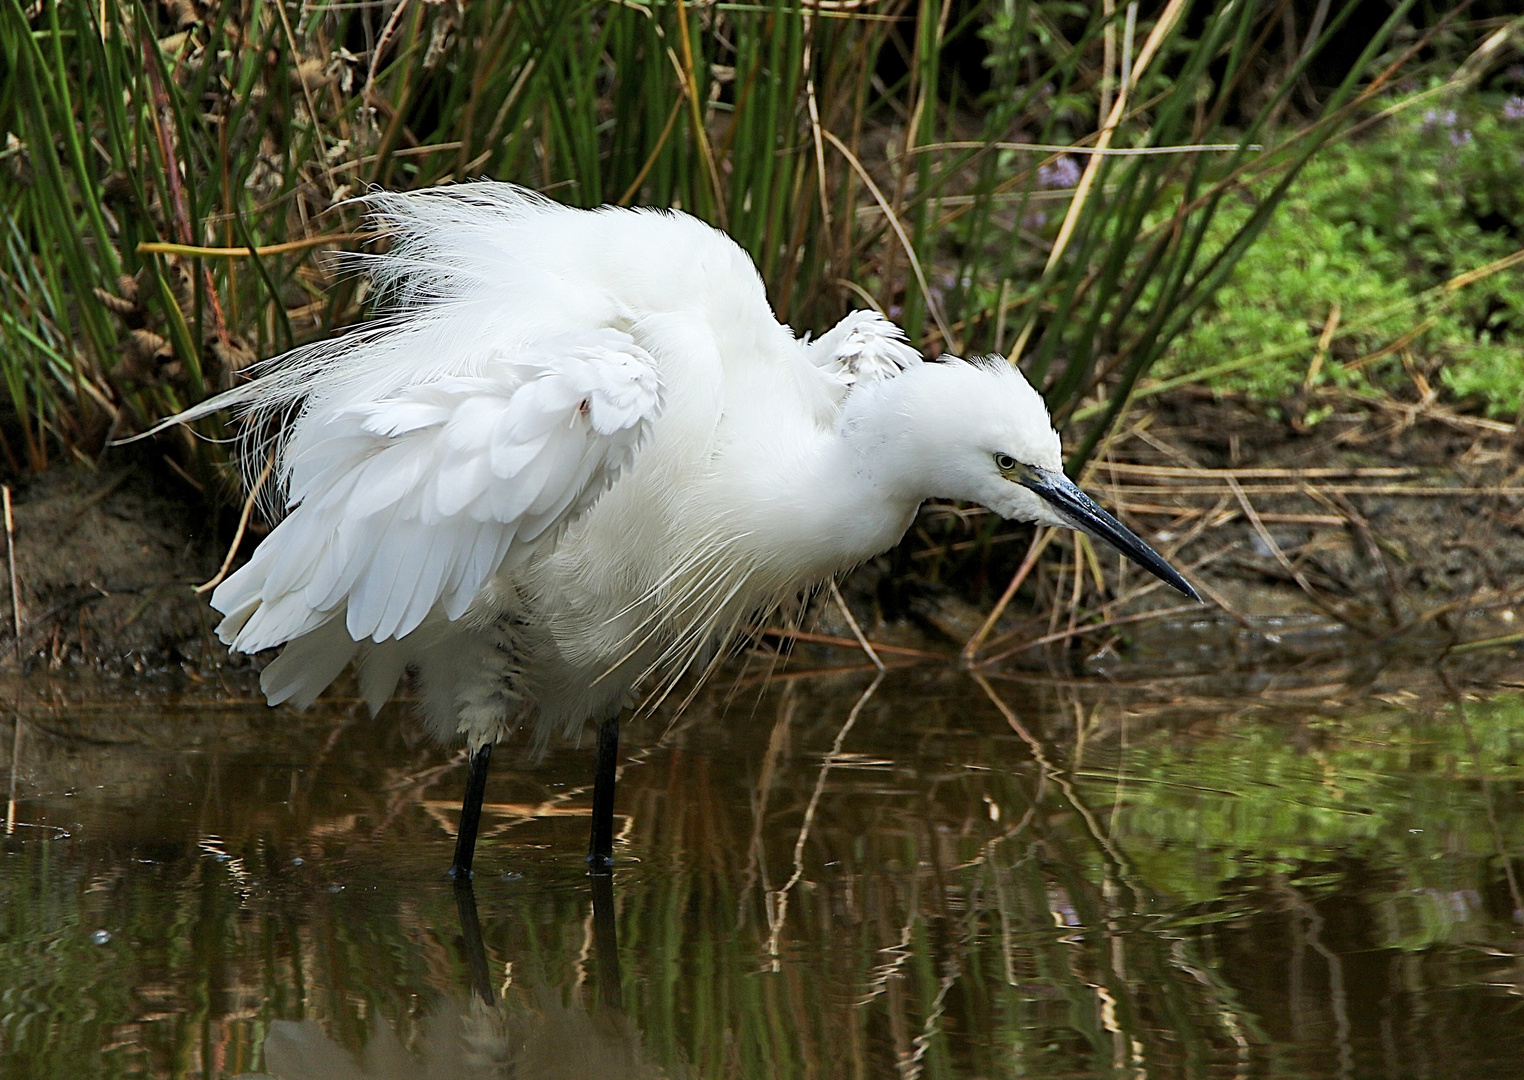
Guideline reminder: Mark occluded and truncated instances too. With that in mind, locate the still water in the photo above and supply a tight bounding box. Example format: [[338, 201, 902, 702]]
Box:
[[3, 631, 1524, 1079]]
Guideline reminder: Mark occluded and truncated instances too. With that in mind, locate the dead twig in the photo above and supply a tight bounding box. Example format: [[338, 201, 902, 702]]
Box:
[[1225, 475, 1375, 635], [961, 527, 1053, 665], [758, 626, 942, 661], [1097, 462, 1417, 480], [977, 601, 1203, 667], [827, 579, 884, 670], [5, 712, 20, 836]]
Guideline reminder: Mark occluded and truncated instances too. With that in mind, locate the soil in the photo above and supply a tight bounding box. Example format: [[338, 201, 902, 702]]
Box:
[[0, 462, 227, 673], [5, 390, 1523, 673], [1126, 390, 1524, 631]]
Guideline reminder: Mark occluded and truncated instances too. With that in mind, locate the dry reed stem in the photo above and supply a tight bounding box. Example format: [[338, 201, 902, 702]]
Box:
[[758, 627, 942, 660], [1304, 303, 1341, 388], [1225, 474, 1374, 634], [1303, 484, 1407, 624], [1349, 390, 1519, 437], [1181, 571, 1258, 633], [975, 539, 1237, 660], [1006, 0, 1188, 362], [1112, 504, 1343, 525], [3, 484, 16, 837], [907, 141, 1256, 157], [1098, 463, 1417, 479], [803, 38, 834, 255], [195, 455, 275, 595], [977, 602, 1203, 667], [1450, 630, 1524, 654], [5, 712, 19, 837], [3, 486, 18, 663], [272, 0, 325, 153], [1062, 533, 1090, 651], [961, 527, 1054, 664], [363, 0, 412, 103], [671, 0, 727, 230], [737, 659, 911, 688], [1101, 483, 1524, 497], [618, 96, 685, 206], [137, 234, 370, 259], [821, 129, 953, 346]]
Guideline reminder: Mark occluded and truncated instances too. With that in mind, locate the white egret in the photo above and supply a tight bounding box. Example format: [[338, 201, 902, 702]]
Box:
[[161, 182, 1198, 877]]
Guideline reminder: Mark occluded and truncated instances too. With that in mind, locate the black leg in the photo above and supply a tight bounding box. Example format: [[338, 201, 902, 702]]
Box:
[[587, 712, 620, 871], [590, 870, 622, 1008], [449, 741, 494, 881], [453, 879, 496, 1005]]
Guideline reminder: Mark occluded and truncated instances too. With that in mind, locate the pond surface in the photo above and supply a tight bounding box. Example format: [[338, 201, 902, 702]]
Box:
[[4, 633, 1524, 1079]]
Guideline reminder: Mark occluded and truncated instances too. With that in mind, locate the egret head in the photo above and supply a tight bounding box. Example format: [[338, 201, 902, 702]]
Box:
[[854, 356, 1199, 601]]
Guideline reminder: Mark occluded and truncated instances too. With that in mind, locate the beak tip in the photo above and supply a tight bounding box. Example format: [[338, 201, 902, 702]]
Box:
[[1020, 468, 1204, 605]]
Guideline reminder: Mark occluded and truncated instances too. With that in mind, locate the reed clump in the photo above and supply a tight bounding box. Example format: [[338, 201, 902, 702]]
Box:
[[1, 0, 1490, 601]]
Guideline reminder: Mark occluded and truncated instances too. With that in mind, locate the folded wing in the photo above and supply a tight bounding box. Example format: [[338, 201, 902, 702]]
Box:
[[213, 328, 661, 654]]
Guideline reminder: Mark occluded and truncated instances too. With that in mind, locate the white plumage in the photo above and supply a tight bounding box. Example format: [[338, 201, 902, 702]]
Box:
[[166, 182, 1194, 763]]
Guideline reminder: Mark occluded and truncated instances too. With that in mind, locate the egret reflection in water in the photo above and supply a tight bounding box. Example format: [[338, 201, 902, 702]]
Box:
[[243, 880, 665, 1080], [248, 998, 664, 1080]]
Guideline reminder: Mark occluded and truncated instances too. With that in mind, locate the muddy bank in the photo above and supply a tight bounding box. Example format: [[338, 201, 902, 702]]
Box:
[[0, 464, 227, 673], [5, 391, 1523, 673], [1145, 391, 1524, 614]]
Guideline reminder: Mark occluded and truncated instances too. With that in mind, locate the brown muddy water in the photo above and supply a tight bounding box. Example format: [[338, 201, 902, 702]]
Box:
[[4, 621, 1524, 1079]]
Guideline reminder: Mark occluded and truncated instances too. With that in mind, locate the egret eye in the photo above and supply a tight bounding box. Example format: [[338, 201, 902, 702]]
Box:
[[994, 453, 1018, 472]]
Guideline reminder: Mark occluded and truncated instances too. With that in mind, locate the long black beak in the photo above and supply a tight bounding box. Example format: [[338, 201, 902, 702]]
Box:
[[1020, 468, 1201, 602]]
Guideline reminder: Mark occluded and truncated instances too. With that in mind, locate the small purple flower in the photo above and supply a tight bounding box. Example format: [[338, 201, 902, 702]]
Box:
[[1037, 156, 1082, 189], [1422, 108, 1458, 130], [1504, 96, 1524, 122], [1022, 210, 1048, 230], [1450, 128, 1473, 148]]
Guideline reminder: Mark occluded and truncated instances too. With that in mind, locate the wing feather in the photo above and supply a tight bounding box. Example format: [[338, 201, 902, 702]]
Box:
[[397, 531, 457, 640], [520, 443, 602, 543], [347, 508, 415, 642], [438, 519, 487, 611], [346, 441, 428, 519], [213, 327, 661, 656], [257, 513, 330, 604]]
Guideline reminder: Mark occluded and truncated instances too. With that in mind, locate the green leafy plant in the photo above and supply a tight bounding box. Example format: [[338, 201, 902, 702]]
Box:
[[1160, 85, 1524, 417]]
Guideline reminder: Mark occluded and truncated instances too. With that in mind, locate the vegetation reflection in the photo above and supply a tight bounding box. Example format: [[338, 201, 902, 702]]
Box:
[[3, 671, 1523, 1077]]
